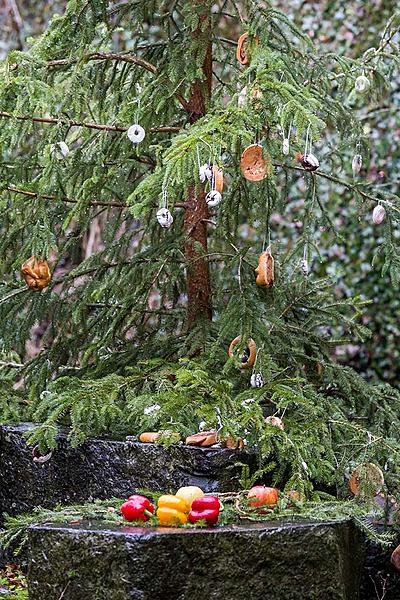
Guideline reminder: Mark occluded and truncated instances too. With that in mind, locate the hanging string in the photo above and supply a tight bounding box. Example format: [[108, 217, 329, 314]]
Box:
[[304, 122, 311, 155]]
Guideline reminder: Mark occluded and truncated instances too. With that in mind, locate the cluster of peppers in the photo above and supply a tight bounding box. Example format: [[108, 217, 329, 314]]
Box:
[[120, 486, 221, 527]]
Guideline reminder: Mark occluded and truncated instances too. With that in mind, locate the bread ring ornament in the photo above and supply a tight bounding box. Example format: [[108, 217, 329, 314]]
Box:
[[255, 247, 274, 288], [212, 165, 224, 193], [21, 256, 51, 291], [236, 32, 259, 65], [186, 431, 219, 447], [228, 336, 257, 369], [240, 144, 266, 182], [139, 432, 161, 443]]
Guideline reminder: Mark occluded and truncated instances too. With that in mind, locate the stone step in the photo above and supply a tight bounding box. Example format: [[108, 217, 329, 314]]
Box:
[[0, 424, 256, 518], [27, 519, 362, 600]]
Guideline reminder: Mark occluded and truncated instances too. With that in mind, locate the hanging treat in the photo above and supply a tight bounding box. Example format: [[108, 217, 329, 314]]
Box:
[[349, 462, 384, 497], [372, 204, 386, 224], [212, 165, 224, 193], [21, 256, 51, 291], [156, 208, 173, 228], [391, 545, 400, 572], [265, 416, 284, 430], [250, 373, 265, 388], [354, 75, 370, 93], [127, 124, 145, 144], [51, 141, 69, 160], [282, 138, 290, 156], [236, 32, 259, 65], [352, 154, 363, 175], [139, 432, 160, 443], [32, 446, 53, 464], [185, 431, 218, 447], [206, 190, 222, 207], [255, 247, 274, 288], [297, 153, 319, 171], [222, 433, 245, 450], [238, 86, 248, 107], [300, 258, 309, 276], [199, 163, 213, 183], [228, 336, 257, 369], [240, 144, 266, 181]]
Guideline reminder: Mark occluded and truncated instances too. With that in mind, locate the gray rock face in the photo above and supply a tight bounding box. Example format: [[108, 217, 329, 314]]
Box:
[[0, 424, 256, 517], [27, 520, 362, 600]]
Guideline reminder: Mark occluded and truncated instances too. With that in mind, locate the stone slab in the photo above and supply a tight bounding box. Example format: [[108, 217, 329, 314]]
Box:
[[0, 424, 256, 517], [27, 519, 362, 600]]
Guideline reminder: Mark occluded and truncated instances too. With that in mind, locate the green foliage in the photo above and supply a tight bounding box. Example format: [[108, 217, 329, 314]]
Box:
[[0, 0, 399, 508]]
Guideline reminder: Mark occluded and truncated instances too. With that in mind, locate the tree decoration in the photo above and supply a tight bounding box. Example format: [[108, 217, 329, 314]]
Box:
[[238, 86, 248, 107], [51, 141, 69, 160], [139, 432, 160, 443], [206, 190, 222, 207], [372, 204, 386, 224], [228, 336, 257, 369], [236, 32, 258, 65], [255, 247, 275, 288], [199, 163, 212, 183], [240, 144, 266, 181], [352, 154, 363, 175], [300, 258, 309, 276], [127, 124, 145, 144], [157, 186, 173, 228], [250, 373, 264, 388], [297, 152, 319, 171], [21, 256, 51, 291], [297, 124, 319, 171], [185, 431, 218, 446], [349, 463, 384, 497], [355, 74, 370, 93], [156, 208, 173, 228], [265, 415, 284, 430], [282, 138, 290, 156], [212, 165, 224, 193]]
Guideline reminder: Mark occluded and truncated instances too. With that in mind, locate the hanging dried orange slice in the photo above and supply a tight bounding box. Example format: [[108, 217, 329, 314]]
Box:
[[236, 33, 259, 65], [228, 336, 257, 369], [212, 165, 224, 193], [349, 463, 384, 497], [240, 144, 266, 181], [255, 248, 274, 288]]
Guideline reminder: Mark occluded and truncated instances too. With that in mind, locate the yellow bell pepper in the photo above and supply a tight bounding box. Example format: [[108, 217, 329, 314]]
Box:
[[156, 495, 188, 526], [156, 507, 187, 526], [175, 486, 204, 512]]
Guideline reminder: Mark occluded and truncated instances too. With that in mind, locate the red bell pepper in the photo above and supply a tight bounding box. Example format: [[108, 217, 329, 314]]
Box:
[[120, 494, 154, 522], [188, 495, 220, 526]]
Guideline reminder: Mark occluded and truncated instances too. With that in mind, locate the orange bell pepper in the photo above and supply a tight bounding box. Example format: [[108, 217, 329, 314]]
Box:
[[156, 495, 188, 526]]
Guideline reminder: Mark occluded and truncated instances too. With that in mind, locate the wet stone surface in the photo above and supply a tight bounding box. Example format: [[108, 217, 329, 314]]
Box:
[[359, 536, 400, 600], [27, 520, 362, 600], [0, 424, 256, 518]]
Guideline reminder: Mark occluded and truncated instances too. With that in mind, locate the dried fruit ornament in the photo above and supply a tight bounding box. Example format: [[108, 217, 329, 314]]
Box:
[[240, 144, 266, 181], [349, 462, 384, 497], [255, 247, 274, 288], [372, 204, 386, 224], [228, 336, 257, 369], [236, 32, 259, 65], [21, 256, 51, 291]]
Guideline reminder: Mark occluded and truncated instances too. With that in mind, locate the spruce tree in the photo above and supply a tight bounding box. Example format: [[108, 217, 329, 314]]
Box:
[[0, 0, 399, 500]]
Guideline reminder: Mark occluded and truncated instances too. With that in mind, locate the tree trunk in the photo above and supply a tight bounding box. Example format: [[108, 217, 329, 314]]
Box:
[[184, 3, 213, 330]]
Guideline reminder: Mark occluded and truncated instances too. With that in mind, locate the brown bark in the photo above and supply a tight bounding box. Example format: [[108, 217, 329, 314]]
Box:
[[184, 3, 213, 329]]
